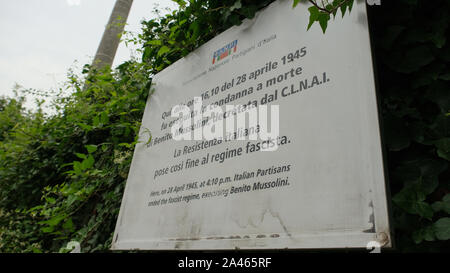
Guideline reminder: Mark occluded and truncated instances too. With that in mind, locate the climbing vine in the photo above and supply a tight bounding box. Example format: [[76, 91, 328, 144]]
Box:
[[0, 0, 448, 252]]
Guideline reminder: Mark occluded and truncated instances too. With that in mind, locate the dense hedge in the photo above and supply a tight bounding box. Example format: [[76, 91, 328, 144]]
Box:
[[371, 0, 449, 251], [0, 0, 448, 252]]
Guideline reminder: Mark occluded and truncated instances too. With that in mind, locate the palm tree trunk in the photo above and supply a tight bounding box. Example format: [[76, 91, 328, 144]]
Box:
[[91, 0, 134, 70]]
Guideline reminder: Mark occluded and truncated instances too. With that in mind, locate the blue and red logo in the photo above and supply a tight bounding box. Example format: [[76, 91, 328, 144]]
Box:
[[212, 40, 238, 64]]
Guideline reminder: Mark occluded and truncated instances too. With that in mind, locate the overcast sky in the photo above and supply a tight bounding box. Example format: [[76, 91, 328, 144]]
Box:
[[0, 0, 177, 106]]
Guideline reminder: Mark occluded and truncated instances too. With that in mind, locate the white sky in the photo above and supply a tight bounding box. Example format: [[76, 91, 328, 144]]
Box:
[[0, 0, 177, 107]]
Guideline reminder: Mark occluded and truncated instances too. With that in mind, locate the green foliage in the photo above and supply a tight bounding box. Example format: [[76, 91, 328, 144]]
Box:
[[0, 62, 150, 252], [373, 0, 450, 251], [140, 0, 274, 72], [293, 0, 354, 33], [0, 0, 448, 253]]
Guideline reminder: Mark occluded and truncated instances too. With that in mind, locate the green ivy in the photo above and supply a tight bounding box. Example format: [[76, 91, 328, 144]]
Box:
[[0, 62, 150, 252], [372, 0, 450, 251], [0, 0, 448, 252]]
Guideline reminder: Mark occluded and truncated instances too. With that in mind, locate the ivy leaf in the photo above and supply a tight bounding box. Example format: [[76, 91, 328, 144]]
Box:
[[85, 145, 97, 154], [66, 194, 78, 207], [433, 217, 450, 241], [39, 214, 66, 228], [393, 184, 434, 220], [45, 196, 56, 204], [188, 20, 200, 42], [340, 3, 347, 18], [100, 111, 109, 125], [434, 138, 450, 161], [347, 0, 354, 12], [395, 159, 445, 196], [412, 225, 435, 244], [157, 46, 171, 57], [40, 226, 54, 233], [318, 13, 331, 34], [307, 6, 319, 31], [81, 155, 95, 170], [432, 194, 450, 213], [330, 5, 338, 18], [73, 161, 82, 175], [293, 0, 301, 8], [93, 116, 100, 127], [32, 248, 43, 253], [146, 40, 162, 46], [142, 47, 152, 61], [75, 153, 87, 160], [76, 123, 93, 132]]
